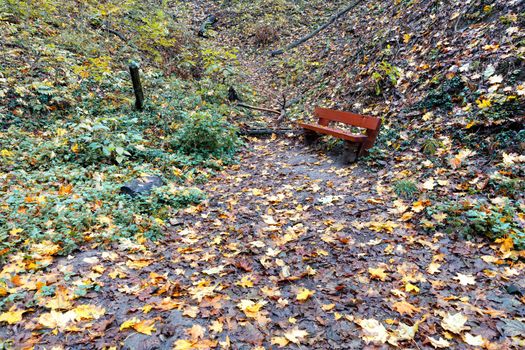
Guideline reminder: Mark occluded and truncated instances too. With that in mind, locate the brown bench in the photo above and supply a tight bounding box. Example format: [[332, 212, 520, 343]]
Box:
[[298, 107, 381, 161]]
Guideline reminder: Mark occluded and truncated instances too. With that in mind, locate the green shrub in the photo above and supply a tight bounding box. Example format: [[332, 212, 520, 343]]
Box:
[[488, 173, 524, 198], [172, 111, 239, 157], [424, 199, 524, 249], [422, 137, 440, 155], [393, 180, 419, 198], [371, 61, 401, 95]]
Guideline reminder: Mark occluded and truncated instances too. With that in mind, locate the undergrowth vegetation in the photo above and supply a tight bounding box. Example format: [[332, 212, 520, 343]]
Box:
[[0, 74, 240, 259], [0, 0, 242, 260]]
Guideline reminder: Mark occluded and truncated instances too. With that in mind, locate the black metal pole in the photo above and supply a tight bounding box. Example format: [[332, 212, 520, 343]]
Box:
[[129, 61, 144, 110]]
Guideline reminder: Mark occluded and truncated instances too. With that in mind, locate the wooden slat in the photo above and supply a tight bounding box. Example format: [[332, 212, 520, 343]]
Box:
[[314, 107, 381, 130], [298, 123, 368, 143]]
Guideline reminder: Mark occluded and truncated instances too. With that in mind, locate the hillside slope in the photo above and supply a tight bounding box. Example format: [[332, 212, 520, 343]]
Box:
[[197, 0, 525, 249]]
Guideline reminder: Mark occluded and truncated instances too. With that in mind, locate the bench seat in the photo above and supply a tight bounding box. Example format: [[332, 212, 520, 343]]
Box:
[[298, 107, 382, 162], [297, 123, 368, 143]]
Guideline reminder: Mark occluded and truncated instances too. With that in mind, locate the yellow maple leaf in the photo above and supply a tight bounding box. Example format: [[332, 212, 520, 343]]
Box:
[[174, 339, 218, 350], [31, 241, 60, 256], [125, 259, 152, 269], [428, 336, 451, 348], [142, 305, 153, 314], [251, 188, 263, 196], [173, 340, 194, 350], [464, 332, 484, 346], [496, 237, 514, 253], [120, 317, 156, 335], [187, 324, 205, 340], [120, 317, 140, 330], [321, 303, 335, 311], [209, 319, 223, 333], [388, 322, 419, 346], [369, 221, 398, 233], [237, 299, 266, 318], [271, 336, 290, 347], [0, 149, 14, 157], [476, 99, 492, 109], [412, 201, 428, 213], [405, 282, 419, 293], [296, 288, 315, 301], [421, 178, 435, 190], [235, 275, 254, 288], [45, 285, 73, 310], [0, 307, 25, 324], [183, 305, 199, 318], [58, 183, 73, 196], [9, 228, 23, 236], [73, 304, 105, 320], [369, 267, 388, 281]]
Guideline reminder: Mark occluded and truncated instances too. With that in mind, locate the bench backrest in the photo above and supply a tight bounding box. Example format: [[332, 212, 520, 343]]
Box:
[[315, 107, 381, 130]]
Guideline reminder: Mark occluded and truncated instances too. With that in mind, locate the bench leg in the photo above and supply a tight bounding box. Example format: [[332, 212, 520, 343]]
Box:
[[303, 129, 320, 145], [355, 142, 365, 161], [342, 141, 358, 163]]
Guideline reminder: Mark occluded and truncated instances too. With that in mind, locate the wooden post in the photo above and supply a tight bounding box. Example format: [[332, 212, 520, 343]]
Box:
[[129, 61, 144, 110]]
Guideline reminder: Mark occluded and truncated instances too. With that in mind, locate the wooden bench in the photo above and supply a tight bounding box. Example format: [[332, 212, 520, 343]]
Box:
[[298, 107, 381, 161]]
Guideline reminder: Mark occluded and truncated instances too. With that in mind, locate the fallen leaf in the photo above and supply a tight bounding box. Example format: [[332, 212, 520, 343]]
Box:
[[73, 304, 105, 320], [188, 324, 205, 340], [283, 327, 308, 344], [296, 287, 315, 301], [441, 312, 470, 334], [454, 273, 476, 286], [427, 262, 441, 275], [38, 310, 77, 331], [321, 303, 335, 311], [0, 307, 26, 324], [463, 332, 484, 346], [271, 336, 289, 347], [237, 299, 266, 318], [392, 300, 421, 316], [358, 318, 388, 344], [369, 267, 388, 281], [120, 317, 156, 335], [209, 319, 223, 333], [428, 336, 451, 348]]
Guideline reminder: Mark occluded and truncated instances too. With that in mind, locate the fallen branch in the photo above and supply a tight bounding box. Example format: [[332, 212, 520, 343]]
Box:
[[238, 128, 296, 136], [269, 0, 365, 56], [0, 41, 28, 50], [230, 86, 300, 125], [236, 102, 281, 115], [104, 27, 127, 43]]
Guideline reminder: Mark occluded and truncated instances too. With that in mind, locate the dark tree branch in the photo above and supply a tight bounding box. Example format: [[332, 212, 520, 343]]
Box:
[[236, 103, 281, 115], [238, 128, 295, 136], [104, 27, 127, 42], [269, 0, 365, 56]]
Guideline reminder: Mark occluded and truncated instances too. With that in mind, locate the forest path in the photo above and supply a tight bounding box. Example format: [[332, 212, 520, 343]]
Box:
[[7, 138, 523, 349]]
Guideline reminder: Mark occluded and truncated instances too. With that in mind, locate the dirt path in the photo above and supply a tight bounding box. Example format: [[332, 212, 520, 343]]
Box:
[[4, 138, 523, 349]]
